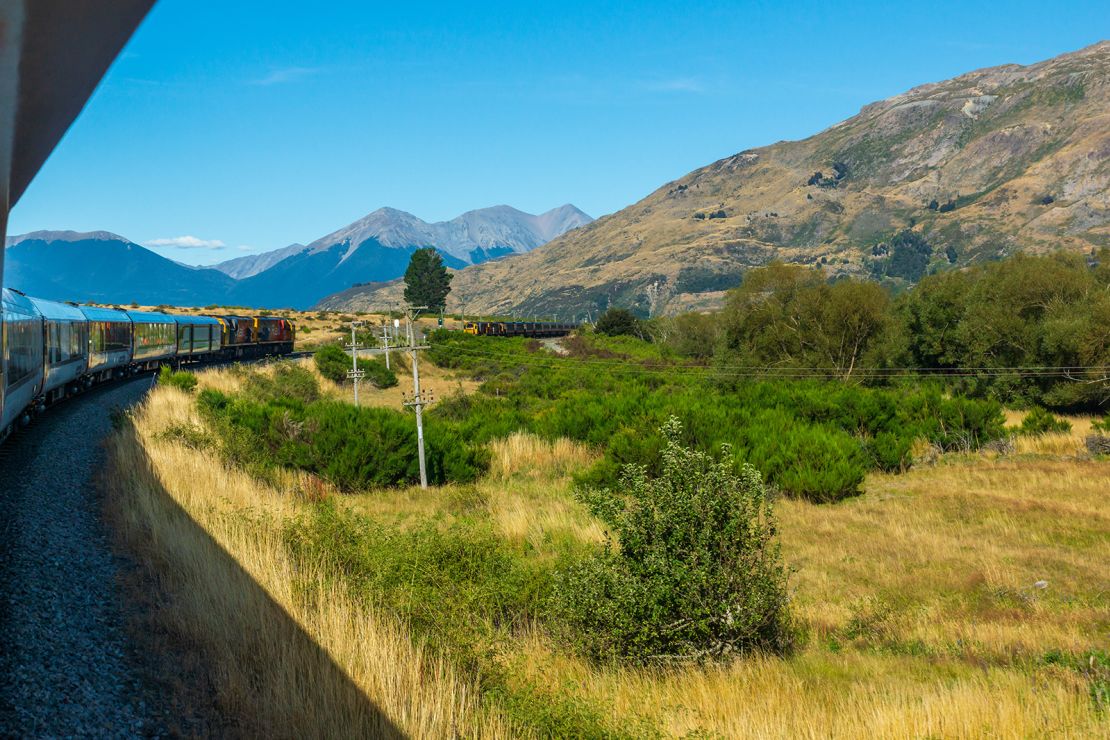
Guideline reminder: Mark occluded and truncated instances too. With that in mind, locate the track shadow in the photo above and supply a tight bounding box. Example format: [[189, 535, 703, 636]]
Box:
[[109, 423, 406, 739]]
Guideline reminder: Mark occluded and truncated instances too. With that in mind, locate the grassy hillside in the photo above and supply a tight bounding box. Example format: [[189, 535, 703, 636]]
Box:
[[101, 353, 1109, 736], [322, 41, 1110, 317]]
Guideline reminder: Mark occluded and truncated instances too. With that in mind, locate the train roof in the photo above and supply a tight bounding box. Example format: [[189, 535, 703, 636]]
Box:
[[27, 295, 87, 321], [125, 310, 177, 324], [78, 305, 131, 322], [1, 288, 39, 315], [174, 314, 221, 326]]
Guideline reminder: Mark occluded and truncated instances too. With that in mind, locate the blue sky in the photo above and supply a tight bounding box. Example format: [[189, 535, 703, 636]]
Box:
[[8, 0, 1109, 265]]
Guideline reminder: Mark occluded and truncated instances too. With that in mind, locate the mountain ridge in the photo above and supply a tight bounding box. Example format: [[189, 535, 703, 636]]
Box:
[[6, 204, 593, 308], [318, 41, 1110, 316]]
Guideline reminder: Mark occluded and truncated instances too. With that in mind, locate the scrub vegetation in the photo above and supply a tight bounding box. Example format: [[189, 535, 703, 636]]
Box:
[[427, 331, 1005, 503], [101, 345, 1109, 737]]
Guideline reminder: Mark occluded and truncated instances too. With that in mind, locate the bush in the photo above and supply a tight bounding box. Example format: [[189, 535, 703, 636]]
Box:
[[1017, 407, 1072, 436], [594, 308, 642, 337], [244, 362, 321, 405], [552, 418, 795, 663], [197, 388, 488, 490], [158, 365, 198, 393], [314, 344, 351, 383], [314, 344, 397, 388], [361, 357, 398, 389]]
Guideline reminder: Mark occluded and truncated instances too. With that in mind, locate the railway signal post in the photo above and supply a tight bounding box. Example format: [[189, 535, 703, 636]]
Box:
[[347, 321, 365, 407], [402, 305, 431, 489]]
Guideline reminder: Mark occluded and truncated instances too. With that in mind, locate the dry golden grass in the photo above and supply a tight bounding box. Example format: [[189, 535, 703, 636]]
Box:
[[498, 451, 1109, 738], [107, 376, 1109, 737], [489, 431, 597, 481], [104, 385, 519, 738]]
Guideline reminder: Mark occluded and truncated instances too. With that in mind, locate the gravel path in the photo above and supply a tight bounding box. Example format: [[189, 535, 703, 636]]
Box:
[[0, 377, 165, 737]]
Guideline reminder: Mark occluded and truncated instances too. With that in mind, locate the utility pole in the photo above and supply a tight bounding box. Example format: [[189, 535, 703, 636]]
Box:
[[347, 321, 365, 407], [380, 318, 391, 370], [401, 305, 431, 489]]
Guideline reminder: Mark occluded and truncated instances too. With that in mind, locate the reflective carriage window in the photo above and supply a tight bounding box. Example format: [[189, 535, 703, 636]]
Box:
[[5, 317, 39, 387]]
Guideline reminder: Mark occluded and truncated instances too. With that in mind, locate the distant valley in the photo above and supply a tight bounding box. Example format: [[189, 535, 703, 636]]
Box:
[[4, 204, 592, 308]]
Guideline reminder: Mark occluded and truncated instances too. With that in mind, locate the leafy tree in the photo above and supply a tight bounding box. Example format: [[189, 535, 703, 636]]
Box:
[[719, 262, 891, 378], [594, 307, 642, 337], [403, 247, 452, 312], [552, 418, 795, 663], [877, 230, 933, 282]]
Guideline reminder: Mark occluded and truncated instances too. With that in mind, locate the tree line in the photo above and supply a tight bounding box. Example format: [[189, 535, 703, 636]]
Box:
[[597, 250, 1110, 411]]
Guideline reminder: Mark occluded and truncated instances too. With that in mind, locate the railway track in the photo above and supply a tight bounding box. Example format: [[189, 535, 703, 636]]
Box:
[[0, 378, 173, 736], [0, 350, 318, 734]]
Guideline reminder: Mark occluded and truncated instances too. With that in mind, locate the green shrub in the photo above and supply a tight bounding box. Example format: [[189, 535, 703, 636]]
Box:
[[158, 365, 198, 393], [1091, 415, 1109, 433], [197, 387, 487, 490], [361, 357, 398, 388], [245, 362, 321, 405], [314, 344, 397, 388], [594, 308, 642, 337], [552, 418, 795, 663], [314, 344, 352, 383], [1017, 407, 1072, 436]]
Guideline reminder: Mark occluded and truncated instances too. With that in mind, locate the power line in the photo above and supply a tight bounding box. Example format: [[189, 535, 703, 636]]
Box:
[[432, 343, 1110, 382]]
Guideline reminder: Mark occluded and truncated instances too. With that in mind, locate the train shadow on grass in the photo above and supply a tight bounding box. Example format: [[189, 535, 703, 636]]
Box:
[[107, 422, 406, 739]]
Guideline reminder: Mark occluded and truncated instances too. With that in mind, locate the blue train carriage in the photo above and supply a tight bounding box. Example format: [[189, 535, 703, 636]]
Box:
[[79, 305, 133, 383], [1, 289, 46, 439], [174, 314, 222, 361], [27, 296, 89, 405], [125, 309, 178, 371]]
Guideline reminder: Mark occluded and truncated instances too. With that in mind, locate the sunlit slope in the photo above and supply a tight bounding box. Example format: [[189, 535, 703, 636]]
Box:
[[323, 41, 1110, 316]]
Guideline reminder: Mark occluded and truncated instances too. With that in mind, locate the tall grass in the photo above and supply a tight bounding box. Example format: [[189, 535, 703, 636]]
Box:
[[102, 370, 1109, 737], [103, 386, 516, 737]]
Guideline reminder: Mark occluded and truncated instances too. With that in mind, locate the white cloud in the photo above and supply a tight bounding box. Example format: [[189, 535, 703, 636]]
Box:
[[252, 66, 319, 86], [147, 235, 227, 250], [641, 77, 705, 94]]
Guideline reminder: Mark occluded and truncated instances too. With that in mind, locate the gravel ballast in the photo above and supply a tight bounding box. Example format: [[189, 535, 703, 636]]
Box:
[[0, 377, 166, 737]]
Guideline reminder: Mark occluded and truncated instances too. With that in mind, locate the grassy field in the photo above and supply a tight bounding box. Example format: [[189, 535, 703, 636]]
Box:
[[103, 360, 1109, 737]]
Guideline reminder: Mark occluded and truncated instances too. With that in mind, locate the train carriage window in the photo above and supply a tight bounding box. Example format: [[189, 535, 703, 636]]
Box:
[[45, 320, 86, 365], [5, 316, 39, 387]]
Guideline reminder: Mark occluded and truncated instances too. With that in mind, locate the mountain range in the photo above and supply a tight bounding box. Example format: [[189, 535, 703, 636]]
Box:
[[4, 205, 592, 308], [321, 41, 1110, 317]]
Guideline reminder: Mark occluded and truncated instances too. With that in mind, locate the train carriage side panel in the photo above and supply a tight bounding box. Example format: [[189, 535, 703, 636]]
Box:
[[1, 290, 46, 436], [27, 296, 88, 398], [255, 316, 295, 350], [126, 310, 178, 365], [175, 315, 222, 357], [80, 306, 132, 375]]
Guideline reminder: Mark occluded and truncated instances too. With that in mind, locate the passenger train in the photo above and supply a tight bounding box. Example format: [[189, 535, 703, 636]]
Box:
[[1, 289, 296, 442], [463, 320, 579, 338]]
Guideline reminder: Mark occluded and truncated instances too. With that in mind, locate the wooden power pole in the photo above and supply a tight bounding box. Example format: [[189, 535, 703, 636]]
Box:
[[401, 305, 431, 489], [347, 321, 365, 406]]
